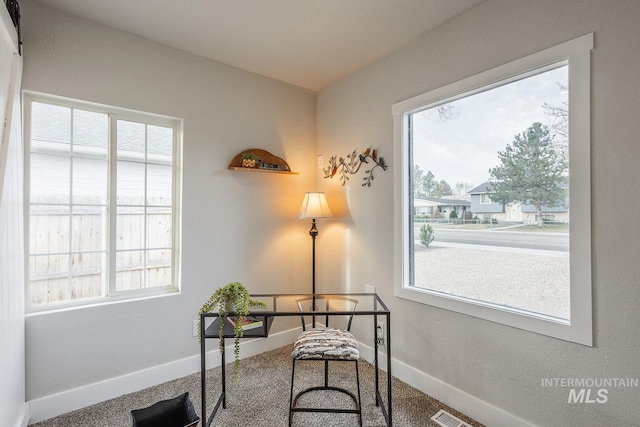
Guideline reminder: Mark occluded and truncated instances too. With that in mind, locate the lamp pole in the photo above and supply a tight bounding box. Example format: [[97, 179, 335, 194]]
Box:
[[298, 192, 332, 327], [309, 218, 318, 295], [309, 218, 318, 324]]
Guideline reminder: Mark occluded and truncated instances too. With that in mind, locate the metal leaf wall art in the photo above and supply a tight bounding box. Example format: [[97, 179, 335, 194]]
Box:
[[323, 148, 387, 187]]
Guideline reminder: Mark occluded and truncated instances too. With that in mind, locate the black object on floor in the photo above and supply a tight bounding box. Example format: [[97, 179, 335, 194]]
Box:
[[130, 392, 200, 427]]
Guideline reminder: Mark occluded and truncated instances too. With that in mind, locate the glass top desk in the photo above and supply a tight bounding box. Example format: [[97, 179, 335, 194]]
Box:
[[199, 293, 392, 426]]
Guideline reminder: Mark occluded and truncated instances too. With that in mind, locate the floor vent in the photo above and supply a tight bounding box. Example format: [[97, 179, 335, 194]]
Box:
[[431, 409, 473, 427]]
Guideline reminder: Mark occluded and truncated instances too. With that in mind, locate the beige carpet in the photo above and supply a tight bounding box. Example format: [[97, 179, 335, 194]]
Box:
[[30, 345, 484, 427]]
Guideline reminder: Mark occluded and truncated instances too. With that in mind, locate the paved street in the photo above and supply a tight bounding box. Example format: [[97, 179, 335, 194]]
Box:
[[414, 226, 569, 252]]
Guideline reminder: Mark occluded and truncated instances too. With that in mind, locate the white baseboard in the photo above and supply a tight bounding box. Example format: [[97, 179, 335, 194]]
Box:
[[28, 329, 532, 427], [28, 328, 301, 424], [358, 343, 535, 427], [16, 402, 29, 427]]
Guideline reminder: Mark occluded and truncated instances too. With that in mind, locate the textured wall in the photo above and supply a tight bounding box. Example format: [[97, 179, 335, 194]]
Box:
[[317, 0, 640, 425], [21, 0, 317, 401]]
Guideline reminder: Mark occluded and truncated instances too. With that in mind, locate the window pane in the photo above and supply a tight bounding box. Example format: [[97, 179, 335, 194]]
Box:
[[31, 102, 71, 152], [29, 205, 70, 254], [410, 65, 570, 320], [71, 252, 105, 300], [146, 249, 172, 287], [116, 206, 145, 250], [147, 164, 172, 206], [72, 206, 106, 252], [117, 120, 146, 161], [29, 254, 70, 304], [147, 207, 172, 248], [73, 109, 108, 157], [72, 157, 107, 205], [147, 125, 173, 164], [115, 250, 144, 290], [30, 154, 70, 204], [117, 161, 145, 205]]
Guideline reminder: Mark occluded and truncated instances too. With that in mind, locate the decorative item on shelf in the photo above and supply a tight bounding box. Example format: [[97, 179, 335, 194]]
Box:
[[198, 282, 268, 382], [228, 148, 298, 174], [241, 151, 257, 168], [323, 147, 387, 186]]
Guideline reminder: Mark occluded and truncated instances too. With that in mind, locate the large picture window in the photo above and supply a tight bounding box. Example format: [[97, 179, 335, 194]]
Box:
[[393, 34, 593, 345], [25, 93, 182, 310]]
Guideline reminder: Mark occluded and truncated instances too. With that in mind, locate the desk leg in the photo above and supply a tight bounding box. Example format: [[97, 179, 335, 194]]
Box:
[[386, 313, 392, 426], [374, 314, 380, 406], [200, 318, 206, 427], [221, 336, 226, 409], [200, 320, 228, 427]]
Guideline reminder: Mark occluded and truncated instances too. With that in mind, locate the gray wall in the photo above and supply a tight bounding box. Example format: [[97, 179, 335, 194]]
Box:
[[317, 0, 640, 425], [21, 0, 317, 401]]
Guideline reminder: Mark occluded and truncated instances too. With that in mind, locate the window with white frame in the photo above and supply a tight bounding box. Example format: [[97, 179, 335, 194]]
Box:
[[393, 34, 593, 345], [25, 92, 182, 310]]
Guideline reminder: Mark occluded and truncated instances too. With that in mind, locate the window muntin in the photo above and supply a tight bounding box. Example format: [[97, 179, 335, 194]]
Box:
[[26, 93, 182, 310], [393, 34, 592, 345]]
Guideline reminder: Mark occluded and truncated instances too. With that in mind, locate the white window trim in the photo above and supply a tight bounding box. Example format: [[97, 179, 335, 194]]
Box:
[[24, 91, 183, 312], [392, 34, 593, 346]]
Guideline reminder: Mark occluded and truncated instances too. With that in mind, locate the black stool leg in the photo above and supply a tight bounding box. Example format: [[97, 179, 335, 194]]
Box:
[[324, 359, 329, 387], [289, 359, 296, 427], [355, 359, 362, 426]]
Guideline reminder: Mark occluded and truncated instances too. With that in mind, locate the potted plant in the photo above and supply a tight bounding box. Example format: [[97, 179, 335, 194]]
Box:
[[198, 282, 267, 381]]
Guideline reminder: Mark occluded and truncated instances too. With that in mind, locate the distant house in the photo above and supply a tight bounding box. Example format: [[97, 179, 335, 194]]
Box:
[[521, 198, 569, 224], [468, 182, 568, 223], [414, 196, 470, 219], [468, 183, 507, 221]]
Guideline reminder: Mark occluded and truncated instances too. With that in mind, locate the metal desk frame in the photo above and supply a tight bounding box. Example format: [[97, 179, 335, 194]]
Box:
[[200, 293, 392, 426]]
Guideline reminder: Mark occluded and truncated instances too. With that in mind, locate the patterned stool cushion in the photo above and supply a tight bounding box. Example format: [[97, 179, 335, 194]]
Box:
[[291, 328, 359, 360]]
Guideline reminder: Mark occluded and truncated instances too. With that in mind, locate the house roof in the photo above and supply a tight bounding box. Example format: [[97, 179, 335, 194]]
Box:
[[418, 197, 470, 207], [468, 182, 494, 194]]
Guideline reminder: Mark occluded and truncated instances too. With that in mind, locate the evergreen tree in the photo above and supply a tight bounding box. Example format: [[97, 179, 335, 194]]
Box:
[[488, 123, 567, 227]]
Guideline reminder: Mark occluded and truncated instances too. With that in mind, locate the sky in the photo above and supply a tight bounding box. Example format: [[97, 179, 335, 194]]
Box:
[[412, 65, 568, 192]]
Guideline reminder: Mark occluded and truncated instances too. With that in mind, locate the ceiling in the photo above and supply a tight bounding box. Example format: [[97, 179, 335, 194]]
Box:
[[31, 0, 485, 91]]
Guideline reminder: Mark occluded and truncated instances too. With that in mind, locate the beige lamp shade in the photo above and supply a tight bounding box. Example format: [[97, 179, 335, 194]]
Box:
[[298, 192, 333, 219]]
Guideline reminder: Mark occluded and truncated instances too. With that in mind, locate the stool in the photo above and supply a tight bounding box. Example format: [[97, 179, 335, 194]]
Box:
[[289, 327, 362, 426]]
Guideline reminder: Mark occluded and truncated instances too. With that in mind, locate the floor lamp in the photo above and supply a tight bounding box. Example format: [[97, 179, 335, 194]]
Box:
[[298, 192, 333, 298]]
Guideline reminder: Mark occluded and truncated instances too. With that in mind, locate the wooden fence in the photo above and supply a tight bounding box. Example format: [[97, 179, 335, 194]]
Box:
[[29, 207, 172, 306]]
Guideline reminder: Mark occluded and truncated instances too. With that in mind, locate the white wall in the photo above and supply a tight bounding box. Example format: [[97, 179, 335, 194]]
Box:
[[0, 4, 26, 427], [317, 0, 640, 425], [20, 0, 317, 410]]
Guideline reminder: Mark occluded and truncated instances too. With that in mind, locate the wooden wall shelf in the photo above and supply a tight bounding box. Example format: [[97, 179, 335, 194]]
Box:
[[228, 148, 298, 174]]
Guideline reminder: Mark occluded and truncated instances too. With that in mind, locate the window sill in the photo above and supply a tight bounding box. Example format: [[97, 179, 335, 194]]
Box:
[[26, 288, 180, 316]]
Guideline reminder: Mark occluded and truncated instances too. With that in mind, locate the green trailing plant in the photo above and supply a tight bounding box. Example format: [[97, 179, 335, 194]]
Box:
[[420, 224, 435, 247], [198, 282, 267, 382]]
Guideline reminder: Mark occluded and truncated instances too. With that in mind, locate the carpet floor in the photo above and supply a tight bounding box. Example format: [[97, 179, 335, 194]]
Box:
[[29, 345, 484, 427]]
